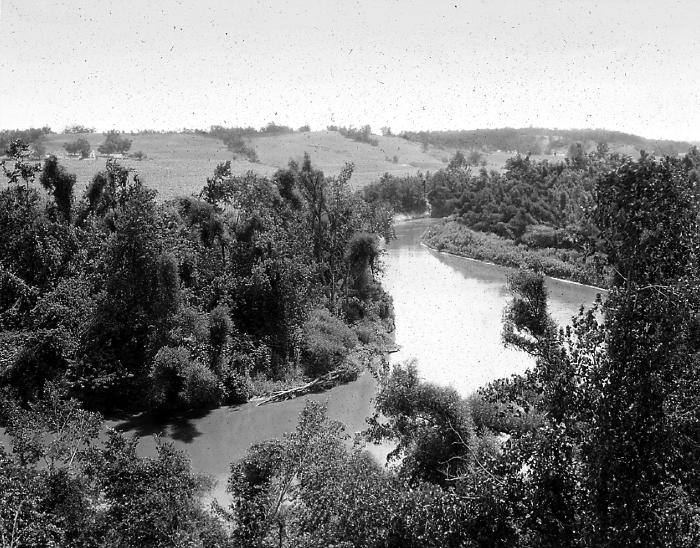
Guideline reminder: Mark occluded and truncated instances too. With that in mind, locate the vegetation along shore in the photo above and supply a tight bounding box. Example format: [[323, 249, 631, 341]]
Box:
[[0, 126, 698, 545]]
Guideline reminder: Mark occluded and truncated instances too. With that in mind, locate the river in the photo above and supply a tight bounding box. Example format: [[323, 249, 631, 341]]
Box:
[[1, 218, 603, 503], [383, 219, 603, 394]]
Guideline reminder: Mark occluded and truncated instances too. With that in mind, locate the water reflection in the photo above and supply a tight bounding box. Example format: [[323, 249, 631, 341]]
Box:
[[383, 219, 602, 395]]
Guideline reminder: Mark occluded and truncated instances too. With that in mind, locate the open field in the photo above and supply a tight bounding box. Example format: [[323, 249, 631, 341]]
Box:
[[42, 130, 449, 200], [43, 132, 262, 201]]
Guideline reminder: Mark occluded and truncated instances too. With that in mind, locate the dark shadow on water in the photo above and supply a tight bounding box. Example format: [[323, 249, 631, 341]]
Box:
[[110, 406, 241, 444]]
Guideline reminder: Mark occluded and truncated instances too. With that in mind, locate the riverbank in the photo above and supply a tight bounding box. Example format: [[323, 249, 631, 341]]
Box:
[[98, 218, 601, 505], [106, 369, 384, 504], [422, 220, 608, 287]]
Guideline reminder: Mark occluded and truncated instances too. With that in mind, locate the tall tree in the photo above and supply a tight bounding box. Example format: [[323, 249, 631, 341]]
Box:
[[588, 153, 700, 545]]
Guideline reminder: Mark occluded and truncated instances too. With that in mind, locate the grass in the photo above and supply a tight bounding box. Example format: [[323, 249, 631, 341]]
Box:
[[31, 131, 583, 200], [40, 130, 448, 199], [43, 132, 265, 201]]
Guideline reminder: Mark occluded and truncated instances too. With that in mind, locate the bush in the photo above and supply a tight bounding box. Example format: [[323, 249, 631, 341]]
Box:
[[424, 221, 606, 286], [220, 365, 253, 404], [150, 346, 222, 410], [222, 134, 259, 162], [300, 309, 357, 377], [521, 225, 561, 249], [355, 325, 375, 344], [182, 360, 223, 409], [150, 347, 189, 409]]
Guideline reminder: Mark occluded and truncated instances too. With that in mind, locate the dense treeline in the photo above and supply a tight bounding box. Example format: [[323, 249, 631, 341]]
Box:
[[362, 173, 427, 216], [399, 127, 692, 156], [366, 146, 700, 285], [0, 142, 393, 414], [1, 143, 698, 546], [423, 147, 618, 284], [218, 151, 700, 546]]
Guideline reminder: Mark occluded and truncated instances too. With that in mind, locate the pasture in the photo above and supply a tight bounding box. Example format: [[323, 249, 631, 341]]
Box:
[[37, 130, 583, 201], [42, 130, 451, 200]]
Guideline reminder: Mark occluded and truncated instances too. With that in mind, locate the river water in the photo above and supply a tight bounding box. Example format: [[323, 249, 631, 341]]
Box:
[[383, 219, 603, 394], [1, 218, 603, 503]]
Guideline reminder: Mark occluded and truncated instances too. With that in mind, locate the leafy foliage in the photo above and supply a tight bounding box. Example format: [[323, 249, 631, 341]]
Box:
[[1, 142, 392, 414], [63, 137, 92, 158], [97, 130, 132, 155], [300, 309, 357, 376]]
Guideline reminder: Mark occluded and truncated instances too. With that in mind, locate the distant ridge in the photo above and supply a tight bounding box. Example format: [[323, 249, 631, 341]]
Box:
[[398, 127, 692, 156]]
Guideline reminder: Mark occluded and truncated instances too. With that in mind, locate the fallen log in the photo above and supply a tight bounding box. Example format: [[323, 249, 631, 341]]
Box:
[[256, 368, 354, 406]]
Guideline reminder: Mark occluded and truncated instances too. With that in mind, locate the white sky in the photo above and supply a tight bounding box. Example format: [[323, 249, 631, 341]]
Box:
[[1, 0, 698, 140]]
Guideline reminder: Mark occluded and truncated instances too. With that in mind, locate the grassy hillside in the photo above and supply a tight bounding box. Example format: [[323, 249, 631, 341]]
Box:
[[43, 132, 261, 201], [23, 127, 695, 201], [41, 130, 447, 200], [249, 130, 445, 186]]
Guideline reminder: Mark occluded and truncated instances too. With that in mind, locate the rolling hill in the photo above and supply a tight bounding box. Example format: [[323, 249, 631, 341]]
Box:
[[40, 130, 447, 200], [4, 127, 694, 201]]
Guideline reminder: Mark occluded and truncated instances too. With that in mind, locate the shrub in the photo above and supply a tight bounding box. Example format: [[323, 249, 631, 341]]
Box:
[[300, 309, 357, 377], [521, 225, 561, 249], [355, 325, 375, 344], [150, 346, 222, 410], [182, 360, 223, 409], [150, 347, 189, 410], [424, 221, 607, 286], [220, 365, 253, 404], [223, 134, 259, 162]]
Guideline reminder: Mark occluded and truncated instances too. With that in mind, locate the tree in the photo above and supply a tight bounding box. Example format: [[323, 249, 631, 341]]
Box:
[[63, 137, 91, 158], [367, 360, 476, 485], [567, 141, 586, 168], [0, 144, 76, 294], [227, 401, 404, 546], [467, 150, 483, 166], [478, 152, 700, 546], [447, 150, 468, 171], [1, 140, 41, 189], [97, 130, 132, 155], [0, 384, 103, 545], [72, 166, 181, 408], [587, 153, 700, 545], [62, 125, 95, 134], [40, 156, 76, 221]]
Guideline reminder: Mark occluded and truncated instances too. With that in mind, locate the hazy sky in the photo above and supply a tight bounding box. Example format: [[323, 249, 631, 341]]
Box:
[[1, 0, 699, 140]]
